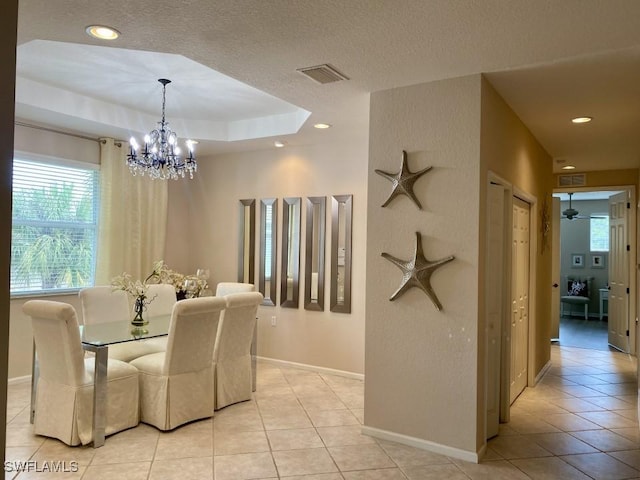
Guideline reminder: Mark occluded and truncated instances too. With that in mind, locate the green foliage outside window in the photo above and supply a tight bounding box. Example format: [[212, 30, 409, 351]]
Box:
[[11, 159, 98, 294]]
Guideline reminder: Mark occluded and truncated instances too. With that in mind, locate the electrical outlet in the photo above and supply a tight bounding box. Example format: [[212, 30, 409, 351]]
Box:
[[271, 316, 277, 327]]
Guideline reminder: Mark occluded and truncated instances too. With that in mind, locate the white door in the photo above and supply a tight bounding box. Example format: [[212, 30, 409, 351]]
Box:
[[608, 191, 629, 352], [550, 197, 561, 340], [510, 197, 530, 404], [485, 183, 504, 439]]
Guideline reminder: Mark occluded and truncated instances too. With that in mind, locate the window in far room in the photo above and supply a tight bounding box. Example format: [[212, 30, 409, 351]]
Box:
[[10, 157, 99, 296], [590, 214, 609, 252]]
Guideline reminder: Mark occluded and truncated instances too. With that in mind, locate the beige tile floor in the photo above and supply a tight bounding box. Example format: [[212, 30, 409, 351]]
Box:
[[4, 345, 639, 479]]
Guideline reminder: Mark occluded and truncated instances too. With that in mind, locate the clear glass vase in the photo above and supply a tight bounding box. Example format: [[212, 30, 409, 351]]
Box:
[[131, 295, 148, 327]]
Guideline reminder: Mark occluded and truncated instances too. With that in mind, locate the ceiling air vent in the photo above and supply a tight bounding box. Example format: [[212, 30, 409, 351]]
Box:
[[297, 64, 349, 84], [558, 173, 586, 187]]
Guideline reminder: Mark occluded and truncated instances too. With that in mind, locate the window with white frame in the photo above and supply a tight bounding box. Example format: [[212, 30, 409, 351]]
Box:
[[11, 157, 99, 295], [590, 214, 609, 252]]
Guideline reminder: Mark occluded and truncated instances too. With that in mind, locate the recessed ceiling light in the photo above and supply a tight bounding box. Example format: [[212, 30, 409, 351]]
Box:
[[562, 165, 576, 170], [571, 116, 592, 124], [313, 123, 332, 129], [85, 25, 120, 40], [274, 140, 286, 148]]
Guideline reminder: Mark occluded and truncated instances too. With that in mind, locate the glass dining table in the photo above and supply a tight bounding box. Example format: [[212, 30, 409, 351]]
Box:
[[30, 315, 171, 448], [30, 313, 257, 448]]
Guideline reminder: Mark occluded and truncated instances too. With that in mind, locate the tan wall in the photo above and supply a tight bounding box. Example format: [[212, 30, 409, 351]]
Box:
[[8, 127, 369, 378], [8, 128, 99, 379], [9, 294, 82, 379], [14, 124, 100, 165], [166, 139, 369, 374], [365, 75, 482, 455], [479, 77, 553, 447]]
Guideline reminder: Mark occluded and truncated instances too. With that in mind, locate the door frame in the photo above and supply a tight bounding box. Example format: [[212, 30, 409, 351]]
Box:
[[485, 181, 506, 439], [552, 185, 637, 356], [486, 172, 538, 425], [551, 196, 561, 340]]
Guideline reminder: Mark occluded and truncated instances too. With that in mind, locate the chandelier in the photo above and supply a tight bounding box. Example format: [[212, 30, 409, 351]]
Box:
[[127, 78, 197, 180]]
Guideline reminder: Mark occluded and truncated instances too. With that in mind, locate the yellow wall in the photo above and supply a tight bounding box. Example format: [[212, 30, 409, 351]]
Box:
[[478, 77, 553, 449], [554, 169, 639, 191], [480, 76, 554, 375]]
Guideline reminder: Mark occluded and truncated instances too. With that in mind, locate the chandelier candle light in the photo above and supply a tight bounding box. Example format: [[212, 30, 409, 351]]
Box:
[[127, 78, 197, 180]]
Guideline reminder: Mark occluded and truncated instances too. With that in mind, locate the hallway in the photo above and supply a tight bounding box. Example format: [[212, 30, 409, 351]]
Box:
[[559, 315, 610, 351], [492, 344, 639, 479]]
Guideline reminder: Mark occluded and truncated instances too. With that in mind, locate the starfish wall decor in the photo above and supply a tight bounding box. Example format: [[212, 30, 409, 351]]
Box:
[[381, 232, 455, 311], [375, 150, 432, 209]]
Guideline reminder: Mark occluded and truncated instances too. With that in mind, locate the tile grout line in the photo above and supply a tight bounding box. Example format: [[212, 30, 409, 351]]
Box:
[[251, 370, 281, 479], [286, 368, 343, 478], [501, 344, 639, 479]]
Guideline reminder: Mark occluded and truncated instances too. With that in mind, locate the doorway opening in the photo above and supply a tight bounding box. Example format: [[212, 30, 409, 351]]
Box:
[[552, 187, 636, 355]]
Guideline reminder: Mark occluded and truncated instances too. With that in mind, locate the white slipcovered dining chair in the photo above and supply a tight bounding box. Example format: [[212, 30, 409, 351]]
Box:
[[139, 283, 177, 352], [214, 291, 263, 409], [130, 296, 226, 431], [215, 282, 255, 297], [79, 286, 130, 324], [144, 283, 177, 317], [23, 300, 140, 446], [78, 286, 165, 362]]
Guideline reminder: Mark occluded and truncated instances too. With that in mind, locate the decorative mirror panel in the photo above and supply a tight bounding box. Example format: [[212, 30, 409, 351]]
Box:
[[259, 198, 278, 306], [304, 197, 326, 311], [330, 195, 353, 313], [238, 199, 255, 284], [280, 197, 301, 308]]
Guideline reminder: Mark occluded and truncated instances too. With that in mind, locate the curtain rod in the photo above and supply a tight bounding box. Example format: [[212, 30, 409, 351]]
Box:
[[15, 121, 124, 147]]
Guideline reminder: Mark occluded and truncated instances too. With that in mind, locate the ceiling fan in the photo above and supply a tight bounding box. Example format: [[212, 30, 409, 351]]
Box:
[[562, 193, 581, 219], [561, 192, 607, 220]]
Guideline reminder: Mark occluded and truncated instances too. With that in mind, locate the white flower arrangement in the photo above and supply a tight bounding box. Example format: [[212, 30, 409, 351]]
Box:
[[111, 272, 156, 325], [146, 260, 208, 298], [111, 272, 149, 298]]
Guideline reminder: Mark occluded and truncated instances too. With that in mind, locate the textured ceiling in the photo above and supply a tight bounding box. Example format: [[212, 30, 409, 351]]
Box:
[[15, 0, 640, 170]]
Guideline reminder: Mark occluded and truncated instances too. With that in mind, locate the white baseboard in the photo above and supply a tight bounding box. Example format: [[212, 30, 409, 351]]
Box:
[[534, 359, 552, 385], [362, 425, 479, 463], [255, 356, 364, 381], [8, 375, 31, 385]]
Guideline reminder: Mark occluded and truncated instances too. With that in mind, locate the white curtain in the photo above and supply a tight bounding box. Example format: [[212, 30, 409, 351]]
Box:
[[95, 138, 168, 284]]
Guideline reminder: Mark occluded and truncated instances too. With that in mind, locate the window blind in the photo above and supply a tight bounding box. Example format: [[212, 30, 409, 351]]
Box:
[[11, 159, 99, 295]]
